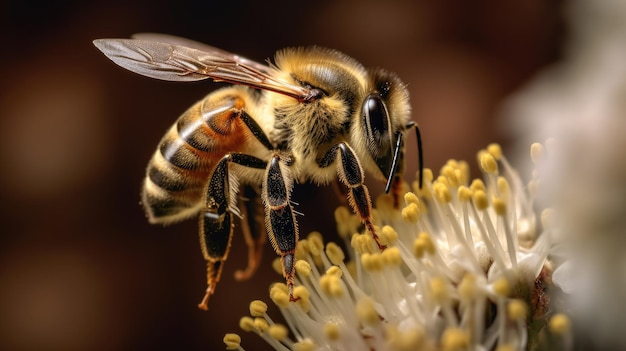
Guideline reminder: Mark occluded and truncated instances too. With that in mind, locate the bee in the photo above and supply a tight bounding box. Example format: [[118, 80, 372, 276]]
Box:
[[93, 33, 422, 310]]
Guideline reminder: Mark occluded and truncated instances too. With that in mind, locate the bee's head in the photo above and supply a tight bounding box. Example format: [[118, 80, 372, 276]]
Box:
[[352, 68, 412, 187]]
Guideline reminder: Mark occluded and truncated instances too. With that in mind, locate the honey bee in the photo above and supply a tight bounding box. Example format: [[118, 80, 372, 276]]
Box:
[[93, 33, 422, 310]]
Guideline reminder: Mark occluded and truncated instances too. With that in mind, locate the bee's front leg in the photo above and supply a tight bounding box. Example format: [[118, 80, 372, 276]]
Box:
[[262, 154, 299, 301], [319, 143, 386, 251], [198, 153, 266, 310]]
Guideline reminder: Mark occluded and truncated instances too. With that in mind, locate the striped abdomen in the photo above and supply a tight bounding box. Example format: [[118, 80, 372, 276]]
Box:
[[142, 90, 250, 224]]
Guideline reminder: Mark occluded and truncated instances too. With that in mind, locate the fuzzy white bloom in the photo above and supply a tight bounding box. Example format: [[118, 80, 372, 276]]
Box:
[[227, 143, 567, 351], [501, 1, 626, 349]]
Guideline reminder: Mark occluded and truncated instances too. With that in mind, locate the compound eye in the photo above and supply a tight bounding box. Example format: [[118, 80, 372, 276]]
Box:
[[363, 94, 389, 140], [362, 93, 393, 176]]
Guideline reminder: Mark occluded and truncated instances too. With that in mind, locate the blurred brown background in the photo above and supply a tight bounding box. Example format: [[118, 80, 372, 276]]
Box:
[[0, 1, 564, 350]]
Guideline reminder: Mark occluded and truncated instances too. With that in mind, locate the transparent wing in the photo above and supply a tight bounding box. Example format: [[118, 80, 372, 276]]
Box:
[[93, 35, 313, 101], [130, 33, 274, 75]]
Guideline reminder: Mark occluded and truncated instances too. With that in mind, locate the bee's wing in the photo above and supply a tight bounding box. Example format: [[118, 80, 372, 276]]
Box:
[[130, 33, 274, 76], [93, 36, 313, 101]]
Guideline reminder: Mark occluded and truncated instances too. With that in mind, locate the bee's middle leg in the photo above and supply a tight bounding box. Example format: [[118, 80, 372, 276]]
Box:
[[198, 153, 267, 310], [262, 154, 299, 301], [319, 143, 386, 251]]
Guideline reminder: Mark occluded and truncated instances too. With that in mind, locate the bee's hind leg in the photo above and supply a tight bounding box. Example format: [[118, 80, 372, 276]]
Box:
[[198, 153, 267, 310], [234, 185, 267, 281]]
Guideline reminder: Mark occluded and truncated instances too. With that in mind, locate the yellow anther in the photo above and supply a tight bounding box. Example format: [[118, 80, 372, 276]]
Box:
[[448, 169, 462, 187], [420, 232, 436, 255], [541, 208, 554, 229], [293, 340, 315, 351], [507, 299, 528, 321], [272, 257, 283, 275], [271, 292, 289, 307], [458, 273, 477, 300], [487, 143, 503, 160], [434, 182, 452, 203], [270, 282, 288, 294], [293, 286, 311, 312], [436, 176, 449, 187], [324, 322, 341, 341], [307, 232, 324, 257], [295, 260, 312, 277], [326, 265, 343, 278], [549, 313, 572, 335], [295, 239, 309, 260], [422, 168, 434, 183], [530, 142, 543, 164], [441, 164, 455, 179], [404, 192, 420, 206], [493, 197, 507, 216], [239, 316, 255, 332], [457, 186, 473, 202], [334, 205, 350, 223], [361, 252, 383, 272], [223, 333, 242, 350], [293, 285, 309, 300], [480, 152, 498, 174], [473, 190, 489, 210], [442, 161, 461, 186], [334, 206, 352, 239], [381, 246, 402, 267], [356, 297, 380, 326], [441, 327, 470, 351], [470, 178, 486, 193], [351, 233, 372, 255], [497, 176, 510, 195], [414, 232, 436, 258], [359, 233, 376, 254], [270, 283, 289, 307], [381, 225, 398, 245], [401, 203, 420, 223], [326, 242, 345, 266], [254, 317, 269, 332], [319, 274, 343, 297], [448, 159, 460, 167], [388, 327, 424, 351], [268, 324, 288, 340], [476, 149, 488, 166], [249, 300, 268, 317], [430, 277, 449, 302], [493, 277, 511, 297]]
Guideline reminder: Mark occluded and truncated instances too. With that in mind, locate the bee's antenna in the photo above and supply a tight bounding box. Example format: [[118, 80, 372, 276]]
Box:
[[401, 121, 424, 190], [385, 131, 403, 194], [413, 122, 423, 189]]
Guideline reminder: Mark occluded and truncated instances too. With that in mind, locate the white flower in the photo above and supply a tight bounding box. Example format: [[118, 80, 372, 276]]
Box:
[[501, 1, 626, 349], [225, 143, 572, 351]]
